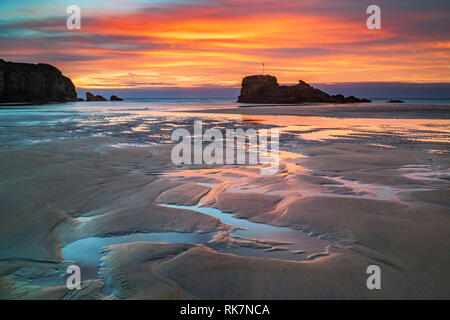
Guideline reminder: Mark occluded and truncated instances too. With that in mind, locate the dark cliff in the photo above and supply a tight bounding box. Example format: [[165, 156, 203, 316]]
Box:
[[0, 59, 78, 103], [237, 75, 370, 104]]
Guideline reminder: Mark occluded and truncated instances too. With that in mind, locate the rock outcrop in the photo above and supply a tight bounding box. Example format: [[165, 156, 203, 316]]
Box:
[[237, 75, 371, 104], [110, 95, 123, 101], [86, 92, 107, 101], [0, 59, 78, 103]]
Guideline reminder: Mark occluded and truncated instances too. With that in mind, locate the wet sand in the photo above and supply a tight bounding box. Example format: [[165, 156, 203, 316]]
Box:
[[0, 102, 449, 299], [184, 102, 450, 119]]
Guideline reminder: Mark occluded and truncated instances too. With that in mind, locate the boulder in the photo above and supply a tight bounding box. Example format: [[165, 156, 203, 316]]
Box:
[[86, 92, 96, 101], [0, 59, 78, 103], [86, 92, 107, 101], [110, 95, 123, 101], [342, 95, 371, 103], [238, 75, 371, 104]]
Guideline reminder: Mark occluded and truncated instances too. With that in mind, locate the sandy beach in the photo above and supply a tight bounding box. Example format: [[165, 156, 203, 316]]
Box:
[[2, 0, 450, 307], [0, 101, 449, 299]]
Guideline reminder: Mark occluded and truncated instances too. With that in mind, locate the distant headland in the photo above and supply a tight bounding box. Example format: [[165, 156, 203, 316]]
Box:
[[0, 60, 123, 104], [238, 75, 371, 104], [0, 59, 77, 104]]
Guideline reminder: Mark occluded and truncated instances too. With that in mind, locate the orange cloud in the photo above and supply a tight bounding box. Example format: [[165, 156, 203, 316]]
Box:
[[2, 0, 449, 88]]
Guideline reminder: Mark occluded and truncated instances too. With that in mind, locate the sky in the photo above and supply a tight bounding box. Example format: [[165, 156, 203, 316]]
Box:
[[0, 0, 449, 97]]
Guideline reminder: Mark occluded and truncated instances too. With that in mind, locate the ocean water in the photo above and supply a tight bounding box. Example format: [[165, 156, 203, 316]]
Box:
[[1, 98, 449, 150], [369, 98, 450, 104]]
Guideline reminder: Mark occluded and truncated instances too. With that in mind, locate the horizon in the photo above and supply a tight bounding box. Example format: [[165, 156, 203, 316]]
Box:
[[2, 56, 450, 98], [75, 81, 450, 99]]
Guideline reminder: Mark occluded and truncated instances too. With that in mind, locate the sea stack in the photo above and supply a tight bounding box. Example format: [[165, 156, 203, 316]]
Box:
[[237, 75, 371, 104], [0, 59, 78, 103], [86, 92, 107, 101], [110, 95, 123, 101]]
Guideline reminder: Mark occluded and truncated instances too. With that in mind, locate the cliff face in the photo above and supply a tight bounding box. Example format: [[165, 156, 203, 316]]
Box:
[[0, 59, 78, 103], [238, 75, 370, 104]]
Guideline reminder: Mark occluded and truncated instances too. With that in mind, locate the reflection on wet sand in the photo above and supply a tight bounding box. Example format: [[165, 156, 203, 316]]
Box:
[[0, 101, 449, 299]]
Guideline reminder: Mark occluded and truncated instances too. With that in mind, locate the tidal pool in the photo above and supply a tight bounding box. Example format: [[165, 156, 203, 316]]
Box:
[[61, 203, 330, 282]]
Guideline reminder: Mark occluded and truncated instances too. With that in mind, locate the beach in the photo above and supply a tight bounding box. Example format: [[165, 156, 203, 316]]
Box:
[[0, 100, 449, 299]]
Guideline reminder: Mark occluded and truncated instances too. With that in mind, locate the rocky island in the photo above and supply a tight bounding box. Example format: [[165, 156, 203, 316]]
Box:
[[85, 92, 124, 101], [0, 59, 78, 104], [238, 75, 371, 104]]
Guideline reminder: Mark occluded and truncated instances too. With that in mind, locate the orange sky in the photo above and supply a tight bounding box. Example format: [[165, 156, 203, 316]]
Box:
[[1, 0, 449, 89]]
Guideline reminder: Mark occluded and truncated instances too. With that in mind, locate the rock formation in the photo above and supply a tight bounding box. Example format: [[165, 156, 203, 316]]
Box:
[[0, 59, 78, 103], [110, 95, 123, 101], [86, 92, 107, 101], [237, 75, 371, 104]]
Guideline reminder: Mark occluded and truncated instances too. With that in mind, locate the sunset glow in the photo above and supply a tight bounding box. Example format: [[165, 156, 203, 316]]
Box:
[[1, 0, 449, 89]]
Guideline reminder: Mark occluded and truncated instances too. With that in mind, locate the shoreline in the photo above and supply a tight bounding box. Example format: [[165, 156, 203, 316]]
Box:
[[182, 102, 450, 119]]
